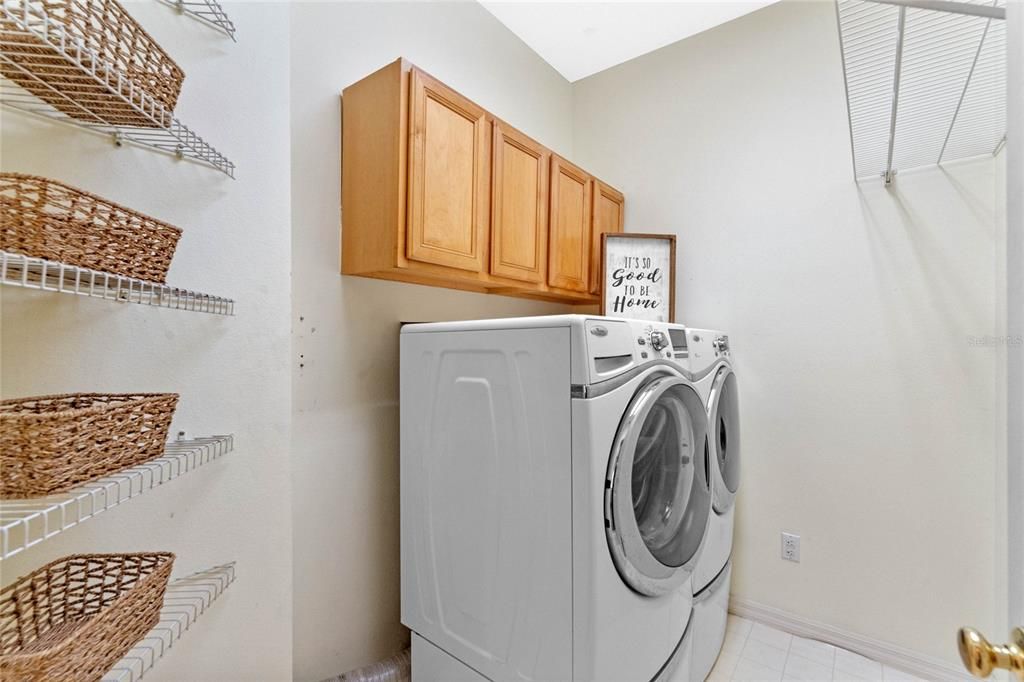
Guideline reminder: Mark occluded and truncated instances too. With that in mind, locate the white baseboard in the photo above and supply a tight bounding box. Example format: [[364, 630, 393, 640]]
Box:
[[729, 596, 971, 682]]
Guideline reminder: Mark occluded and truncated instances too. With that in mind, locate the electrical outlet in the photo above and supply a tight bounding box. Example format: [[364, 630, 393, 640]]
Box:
[[782, 532, 800, 562]]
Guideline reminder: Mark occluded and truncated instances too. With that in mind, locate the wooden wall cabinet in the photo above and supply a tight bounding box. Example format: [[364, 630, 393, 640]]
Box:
[[490, 121, 548, 284], [548, 155, 592, 294], [590, 180, 625, 294], [408, 69, 489, 273], [341, 58, 623, 303]]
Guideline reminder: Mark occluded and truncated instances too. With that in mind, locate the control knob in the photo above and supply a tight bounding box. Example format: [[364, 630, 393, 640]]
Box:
[[649, 331, 668, 351]]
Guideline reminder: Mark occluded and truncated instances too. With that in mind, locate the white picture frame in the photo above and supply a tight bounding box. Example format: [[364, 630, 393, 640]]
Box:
[[600, 233, 676, 323]]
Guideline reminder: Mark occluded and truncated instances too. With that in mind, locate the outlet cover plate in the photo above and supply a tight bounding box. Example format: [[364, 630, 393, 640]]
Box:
[[782, 532, 800, 562]]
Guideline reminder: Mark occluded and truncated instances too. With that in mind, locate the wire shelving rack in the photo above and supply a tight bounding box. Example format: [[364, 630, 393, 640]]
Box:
[[0, 435, 234, 560], [836, 0, 1006, 183], [0, 1, 236, 176], [102, 563, 236, 682], [0, 250, 236, 315], [155, 0, 237, 40]]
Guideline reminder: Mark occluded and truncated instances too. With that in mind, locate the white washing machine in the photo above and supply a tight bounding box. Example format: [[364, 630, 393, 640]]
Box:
[[685, 328, 740, 681], [400, 315, 714, 682]]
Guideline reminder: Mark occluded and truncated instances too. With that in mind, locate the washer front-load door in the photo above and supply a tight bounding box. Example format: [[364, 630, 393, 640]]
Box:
[[709, 367, 741, 514], [605, 374, 712, 597]]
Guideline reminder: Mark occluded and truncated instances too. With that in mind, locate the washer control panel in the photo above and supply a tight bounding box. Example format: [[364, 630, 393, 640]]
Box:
[[687, 328, 732, 374], [584, 318, 694, 383], [630, 322, 688, 361]]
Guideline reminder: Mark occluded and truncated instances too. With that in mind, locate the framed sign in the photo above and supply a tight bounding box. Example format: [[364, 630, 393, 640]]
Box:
[[600, 233, 676, 323]]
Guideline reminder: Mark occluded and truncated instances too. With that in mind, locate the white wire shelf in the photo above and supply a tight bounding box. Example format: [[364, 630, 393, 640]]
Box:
[[836, 0, 1006, 183], [103, 562, 236, 682], [0, 250, 236, 315], [0, 435, 234, 561], [0, 1, 236, 177], [156, 0, 237, 41]]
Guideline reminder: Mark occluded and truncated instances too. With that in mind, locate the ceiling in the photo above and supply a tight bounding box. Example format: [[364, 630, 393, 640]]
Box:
[[479, 1, 779, 83]]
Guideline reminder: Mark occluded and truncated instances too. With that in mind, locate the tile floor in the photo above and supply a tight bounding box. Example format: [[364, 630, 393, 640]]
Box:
[[707, 616, 929, 682]]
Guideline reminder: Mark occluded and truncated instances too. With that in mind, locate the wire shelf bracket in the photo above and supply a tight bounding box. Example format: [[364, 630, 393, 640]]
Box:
[[836, 0, 1006, 184], [103, 563, 236, 682], [156, 0, 237, 41], [0, 250, 236, 315], [884, 6, 907, 185], [0, 435, 234, 561], [0, 1, 236, 176]]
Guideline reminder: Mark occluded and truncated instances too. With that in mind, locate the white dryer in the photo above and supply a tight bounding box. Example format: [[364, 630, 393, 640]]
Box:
[[400, 315, 714, 682], [684, 328, 741, 682]]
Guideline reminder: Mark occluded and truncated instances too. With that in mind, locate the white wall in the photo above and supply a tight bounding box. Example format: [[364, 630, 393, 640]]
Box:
[[0, 4, 293, 680], [572, 0, 1001, 666], [288, 3, 576, 679]]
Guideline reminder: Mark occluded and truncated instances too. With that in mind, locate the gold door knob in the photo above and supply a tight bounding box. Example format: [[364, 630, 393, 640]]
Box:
[[958, 627, 1024, 680]]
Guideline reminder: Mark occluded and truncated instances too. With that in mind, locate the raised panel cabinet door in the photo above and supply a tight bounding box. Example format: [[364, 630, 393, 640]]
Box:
[[590, 181, 625, 294], [490, 122, 549, 284], [548, 155, 592, 292], [408, 68, 489, 272]]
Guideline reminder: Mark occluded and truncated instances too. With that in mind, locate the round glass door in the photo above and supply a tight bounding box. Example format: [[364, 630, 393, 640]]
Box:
[[709, 367, 740, 513], [605, 373, 712, 597]]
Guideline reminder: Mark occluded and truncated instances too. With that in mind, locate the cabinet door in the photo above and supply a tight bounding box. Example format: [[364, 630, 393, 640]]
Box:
[[590, 180, 625, 294], [490, 122, 549, 284], [548, 155, 592, 292], [408, 68, 488, 272]]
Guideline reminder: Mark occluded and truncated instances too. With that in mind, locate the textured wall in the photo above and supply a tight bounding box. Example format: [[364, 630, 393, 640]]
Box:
[[288, 3, 576, 679], [2, 2, 1012, 677], [0, 3, 293, 680], [572, 0, 1002, 666]]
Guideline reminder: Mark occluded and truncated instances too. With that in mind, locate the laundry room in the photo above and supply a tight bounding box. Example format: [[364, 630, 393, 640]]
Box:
[[0, 1, 1020, 681]]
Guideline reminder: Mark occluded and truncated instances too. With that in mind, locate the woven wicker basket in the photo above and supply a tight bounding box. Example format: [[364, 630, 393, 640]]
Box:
[[0, 393, 179, 499], [0, 0, 185, 128], [0, 552, 174, 682], [0, 174, 182, 283]]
